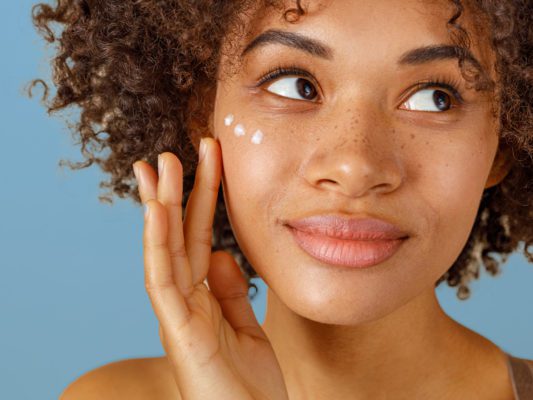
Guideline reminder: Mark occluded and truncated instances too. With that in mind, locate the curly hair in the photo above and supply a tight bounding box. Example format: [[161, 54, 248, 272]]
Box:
[[29, 0, 532, 301]]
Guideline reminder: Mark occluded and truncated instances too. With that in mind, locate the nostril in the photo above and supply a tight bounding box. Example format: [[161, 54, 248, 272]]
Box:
[[317, 178, 338, 187], [374, 182, 395, 193]]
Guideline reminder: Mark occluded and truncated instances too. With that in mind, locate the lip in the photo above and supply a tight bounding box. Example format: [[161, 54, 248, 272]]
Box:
[[284, 215, 409, 268], [285, 215, 409, 240]]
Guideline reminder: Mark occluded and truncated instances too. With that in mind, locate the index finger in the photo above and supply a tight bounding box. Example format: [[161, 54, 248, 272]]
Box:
[[183, 137, 222, 286], [132, 160, 158, 203]]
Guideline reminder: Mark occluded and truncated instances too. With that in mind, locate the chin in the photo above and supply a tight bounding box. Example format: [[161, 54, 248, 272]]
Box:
[[270, 273, 415, 327]]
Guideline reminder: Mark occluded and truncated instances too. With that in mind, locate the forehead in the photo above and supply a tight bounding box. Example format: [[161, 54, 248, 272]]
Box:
[[221, 0, 494, 79], [253, 0, 454, 42]]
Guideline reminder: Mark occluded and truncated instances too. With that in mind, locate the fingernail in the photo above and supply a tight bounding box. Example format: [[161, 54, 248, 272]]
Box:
[[133, 163, 143, 188], [158, 154, 165, 175], [199, 138, 207, 163]]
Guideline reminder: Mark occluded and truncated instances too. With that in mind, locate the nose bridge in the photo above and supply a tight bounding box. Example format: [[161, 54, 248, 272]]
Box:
[[300, 104, 404, 198], [333, 104, 385, 155]]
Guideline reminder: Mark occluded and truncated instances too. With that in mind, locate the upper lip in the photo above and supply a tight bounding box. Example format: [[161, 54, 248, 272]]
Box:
[[284, 214, 409, 240]]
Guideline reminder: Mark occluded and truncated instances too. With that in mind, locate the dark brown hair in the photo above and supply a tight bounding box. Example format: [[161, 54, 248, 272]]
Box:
[[29, 0, 532, 301]]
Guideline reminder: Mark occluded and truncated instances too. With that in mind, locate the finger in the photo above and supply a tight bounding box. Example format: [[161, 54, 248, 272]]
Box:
[[133, 161, 158, 203], [143, 199, 192, 330], [183, 137, 222, 286], [156, 152, 194, 297], [207, 250, 267, 342]]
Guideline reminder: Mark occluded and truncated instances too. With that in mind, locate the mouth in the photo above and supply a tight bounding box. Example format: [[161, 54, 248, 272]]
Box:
[[282, 214, 410, 269], [286, 226, 408, 269]]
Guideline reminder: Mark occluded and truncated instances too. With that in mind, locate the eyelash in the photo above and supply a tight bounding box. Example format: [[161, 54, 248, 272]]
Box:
[[256, 64, 315, 87], [255, 65, 465, 106]]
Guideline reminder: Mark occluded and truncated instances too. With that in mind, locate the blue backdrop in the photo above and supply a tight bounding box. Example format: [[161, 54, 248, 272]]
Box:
[[1, 1, 532, 399]]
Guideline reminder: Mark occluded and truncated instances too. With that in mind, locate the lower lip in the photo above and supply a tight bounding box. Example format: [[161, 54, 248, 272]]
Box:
[[288, 227, 406, 269]]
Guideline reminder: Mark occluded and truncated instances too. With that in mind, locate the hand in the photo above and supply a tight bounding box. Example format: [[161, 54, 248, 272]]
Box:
[[132, 138, 289, 400]]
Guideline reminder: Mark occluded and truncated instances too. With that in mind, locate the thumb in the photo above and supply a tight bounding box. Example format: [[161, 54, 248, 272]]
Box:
[[206, 250, 266, 341]]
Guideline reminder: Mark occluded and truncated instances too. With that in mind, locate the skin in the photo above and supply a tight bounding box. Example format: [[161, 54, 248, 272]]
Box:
[[61, 0, 517, 399]]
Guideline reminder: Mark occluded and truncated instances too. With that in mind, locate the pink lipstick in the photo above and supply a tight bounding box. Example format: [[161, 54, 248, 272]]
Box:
[[285, 215, 408, 268]]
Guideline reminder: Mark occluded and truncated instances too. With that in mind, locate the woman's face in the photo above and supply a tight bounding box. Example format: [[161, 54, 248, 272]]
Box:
[[211, 0, 503, 325]]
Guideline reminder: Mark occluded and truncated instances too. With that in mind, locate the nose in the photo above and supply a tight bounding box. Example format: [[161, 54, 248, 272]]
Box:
[[300, 112, 404, 199]]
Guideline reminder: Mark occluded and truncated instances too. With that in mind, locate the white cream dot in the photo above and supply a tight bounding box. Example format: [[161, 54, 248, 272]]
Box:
[[251, 129, 264, 144], [234, 123, 246, 136], [224, 114, 234, 126]]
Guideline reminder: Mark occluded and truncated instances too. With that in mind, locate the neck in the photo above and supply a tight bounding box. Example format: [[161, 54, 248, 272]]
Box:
[[260, 286, 511, 400]]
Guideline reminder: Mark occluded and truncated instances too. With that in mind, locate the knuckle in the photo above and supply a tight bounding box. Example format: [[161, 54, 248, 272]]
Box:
[[204, 179, 220, 195], [188, 231, 213, 248], [196, 173, 219, 195], [144, 240, 168, 251], [144, 198, 160, 209], [196, 225, 214, 238], [144, 282, 159, 294], [144, 283, 156, 294], [144, 281, 174, 295], [221, 291, 248, 302], [168, 244, 189, 260]]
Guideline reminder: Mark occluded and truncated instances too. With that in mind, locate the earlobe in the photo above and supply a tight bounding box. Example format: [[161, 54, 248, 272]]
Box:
[[484, 145, 514, 189]]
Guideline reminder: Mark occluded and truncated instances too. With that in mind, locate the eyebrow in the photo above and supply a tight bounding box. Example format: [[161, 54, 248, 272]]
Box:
[[398, 44, 484, 72], [240, 29, 334, 60], [240, 29, 485, 74]]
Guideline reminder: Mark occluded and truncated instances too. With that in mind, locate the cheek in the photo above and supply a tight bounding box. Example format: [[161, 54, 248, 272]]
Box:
[[432, 140, 490, 208], [216, 113, 290, 239], [412, 134, 494, 264], [218, 113, 277, 184]]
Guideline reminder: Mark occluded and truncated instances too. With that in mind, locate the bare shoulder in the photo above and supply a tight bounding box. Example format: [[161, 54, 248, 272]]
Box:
[[59, 356, 180, 400]]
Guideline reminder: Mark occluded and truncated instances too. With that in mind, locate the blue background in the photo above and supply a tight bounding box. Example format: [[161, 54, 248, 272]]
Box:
[[1, 1, 532, 399]]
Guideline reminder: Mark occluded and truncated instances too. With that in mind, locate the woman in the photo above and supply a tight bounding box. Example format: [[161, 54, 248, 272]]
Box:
[[31, 0, 532, 398]]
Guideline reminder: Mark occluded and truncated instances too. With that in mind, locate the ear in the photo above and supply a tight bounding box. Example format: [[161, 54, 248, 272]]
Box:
[[484, 144, 514, 189]]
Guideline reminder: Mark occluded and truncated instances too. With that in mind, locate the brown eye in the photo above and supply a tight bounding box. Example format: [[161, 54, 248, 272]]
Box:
[[296, 78, 318, 100], [266, 77, 318, 101], [402, 88, 453, 112], [433, 90, 451, 111]]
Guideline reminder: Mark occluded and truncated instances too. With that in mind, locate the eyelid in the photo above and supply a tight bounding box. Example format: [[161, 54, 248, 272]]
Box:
[[406, 80, 465, 105], [255, 65, 317, 88], [255, 66, 465, 109], [254, 66, 323, 104]]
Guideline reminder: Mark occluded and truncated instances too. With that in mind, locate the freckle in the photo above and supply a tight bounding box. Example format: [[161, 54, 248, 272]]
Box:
[[251, 129, 264, 144], [410, 133, 415, 139], [426, 141, 429, 145], [234, 123, 245, 137], [401, 144, 405, 149], [224, 114, 234, 126]]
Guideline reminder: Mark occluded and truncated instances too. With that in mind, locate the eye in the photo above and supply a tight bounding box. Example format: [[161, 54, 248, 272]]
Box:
[[265, 77, 319, 101], [401, 88, 453, 112]]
